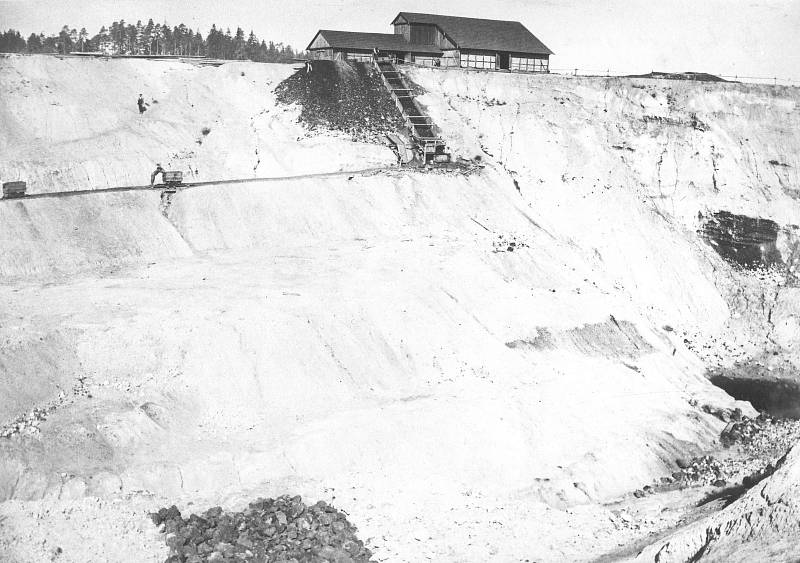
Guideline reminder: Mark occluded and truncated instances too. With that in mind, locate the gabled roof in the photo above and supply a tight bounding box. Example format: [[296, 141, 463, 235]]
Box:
[[307, 30, 442, 54], [392, 12, 553, 55]]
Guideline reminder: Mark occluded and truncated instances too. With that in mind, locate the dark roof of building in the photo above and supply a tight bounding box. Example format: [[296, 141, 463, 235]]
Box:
[[307, 30, 443, 54], [392, 12, 553, 55]]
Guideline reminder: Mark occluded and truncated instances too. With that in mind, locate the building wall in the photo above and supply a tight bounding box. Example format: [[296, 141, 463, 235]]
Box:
[[395, 23, 410, 41], [343, 49, 374, 62], [309, 34, 330, 50], [410, 24, 437, 45], [441, 50, 460, 67], [309, 48, 333, 60], [410, 54, 439, 67], [311, 48, 389, 62], [510, 54, 549, 72], [459, 49, 550, 72], [435, 28, 456, 50], [460, 49, 497, 70], [393, 22, 454, 49]]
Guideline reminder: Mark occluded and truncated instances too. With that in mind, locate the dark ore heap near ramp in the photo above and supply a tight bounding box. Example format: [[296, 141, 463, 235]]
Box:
[[151, 495, 373, 563], [275, 60, 407, 144]]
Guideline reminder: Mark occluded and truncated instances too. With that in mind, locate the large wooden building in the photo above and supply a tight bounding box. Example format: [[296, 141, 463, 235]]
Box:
[[307, 12, 553, 72]]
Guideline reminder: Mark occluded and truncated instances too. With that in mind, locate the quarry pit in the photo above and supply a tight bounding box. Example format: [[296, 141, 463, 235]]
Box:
[[2, 54, 800, 562]]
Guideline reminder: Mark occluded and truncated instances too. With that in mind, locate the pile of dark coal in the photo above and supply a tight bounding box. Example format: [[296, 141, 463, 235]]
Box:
[[275, 60, 406, 144], [151, 495, 373, 563]]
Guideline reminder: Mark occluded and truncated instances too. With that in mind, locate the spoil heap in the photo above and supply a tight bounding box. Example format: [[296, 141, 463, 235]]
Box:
[[151, 495, 373, 563], [275, 60, 406, 143]]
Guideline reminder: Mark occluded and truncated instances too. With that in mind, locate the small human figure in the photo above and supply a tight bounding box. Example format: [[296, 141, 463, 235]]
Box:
[[137, 94, 147, 114], [373, 47, 379, 60], [150, 163, 165, 186], [304, 60, 313, 74]]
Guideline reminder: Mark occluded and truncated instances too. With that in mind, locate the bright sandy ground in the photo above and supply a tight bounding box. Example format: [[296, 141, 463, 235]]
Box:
[[1, 55, 800, 562]]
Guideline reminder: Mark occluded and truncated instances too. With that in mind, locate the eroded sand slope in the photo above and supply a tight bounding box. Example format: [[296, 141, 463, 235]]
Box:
[[2, 56, 799, 562]]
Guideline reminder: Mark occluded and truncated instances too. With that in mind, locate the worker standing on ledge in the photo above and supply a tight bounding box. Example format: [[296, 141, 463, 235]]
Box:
[[150, 163, 165, 187]]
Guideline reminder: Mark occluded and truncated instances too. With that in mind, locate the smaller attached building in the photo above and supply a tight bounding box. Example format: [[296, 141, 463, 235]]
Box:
[[307, 30, 441, 63], [307, 12, 553, 72]]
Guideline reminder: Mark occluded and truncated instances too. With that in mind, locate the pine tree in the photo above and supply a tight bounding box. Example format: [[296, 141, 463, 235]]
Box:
[[27, 32, 42, 53], [144, 19, 154, 54], [233, 27, 246, 60], [78, 28, 88, 51], [207, 24, 219, 58], [246, 30, 259, 61], [153, 23, 162, 55], [224, 28, 232, 59], [135, 20, 144, 54], [58, 25, 71, 53]]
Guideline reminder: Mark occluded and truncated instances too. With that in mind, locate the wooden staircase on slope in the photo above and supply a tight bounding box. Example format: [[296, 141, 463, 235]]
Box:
[[374, 58, 450, 164]]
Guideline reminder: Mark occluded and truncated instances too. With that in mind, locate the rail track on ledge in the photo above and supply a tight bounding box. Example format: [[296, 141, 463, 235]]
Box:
[[1, 167, 393, 202]]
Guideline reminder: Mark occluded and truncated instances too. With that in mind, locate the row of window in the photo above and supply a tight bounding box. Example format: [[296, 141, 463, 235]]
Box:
[[461, 53, 496, 69], [338, 51, 548, 72], [510, 57, 549, 72]]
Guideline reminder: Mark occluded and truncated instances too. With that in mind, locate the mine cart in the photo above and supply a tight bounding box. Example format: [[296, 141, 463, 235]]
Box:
[[163, 171, 183, 187], [2, 181, 26, 199]]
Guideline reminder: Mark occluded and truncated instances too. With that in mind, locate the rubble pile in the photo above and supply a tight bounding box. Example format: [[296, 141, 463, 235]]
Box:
[[633, 455, 730, 499], [275, 60, 406, 144], [0, 404, 52, 438], [722, 414, 800, 458], [672, 455, 727, 487], [720, 417, 763, 447], [632, 415, 800, 499], [1, 376, 90, 439], [492, 234, 529, 253], [151, 495, 373, 563]]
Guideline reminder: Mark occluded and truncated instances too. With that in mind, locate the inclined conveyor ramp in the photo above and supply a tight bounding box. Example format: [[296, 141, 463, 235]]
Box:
[[375, 59, 449, 163]]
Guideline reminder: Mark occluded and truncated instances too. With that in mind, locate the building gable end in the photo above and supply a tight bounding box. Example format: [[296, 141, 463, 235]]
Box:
[[306, 31, 331, 51], [431, 24, 458, 49]]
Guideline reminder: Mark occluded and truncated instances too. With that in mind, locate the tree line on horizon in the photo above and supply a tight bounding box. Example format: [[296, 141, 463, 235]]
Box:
[[0, 20, 298, 62]]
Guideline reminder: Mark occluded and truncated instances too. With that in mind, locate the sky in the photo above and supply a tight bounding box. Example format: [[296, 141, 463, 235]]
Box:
[[1, 0, 799, 80]]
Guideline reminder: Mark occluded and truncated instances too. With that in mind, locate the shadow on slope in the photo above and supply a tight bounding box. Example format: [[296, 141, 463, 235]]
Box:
[[699, 211, 782, 269], [709, 368, 800, 419]]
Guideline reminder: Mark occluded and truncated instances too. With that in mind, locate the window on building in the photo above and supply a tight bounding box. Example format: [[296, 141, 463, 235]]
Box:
[[441, 51, 459, 67], [510, 56, 549, 72], [413, 55, 440, 67], [345, 52, 373, 63], [461, 53, 496, 70]]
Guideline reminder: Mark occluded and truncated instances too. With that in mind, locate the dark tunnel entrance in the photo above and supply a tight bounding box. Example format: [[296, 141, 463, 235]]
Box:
[[700, 211, 782, 268], [709, 374, 800, 419]]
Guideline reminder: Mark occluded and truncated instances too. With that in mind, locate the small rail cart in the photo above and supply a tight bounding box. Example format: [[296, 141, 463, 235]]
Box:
[[2, 181, 26, 199]]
